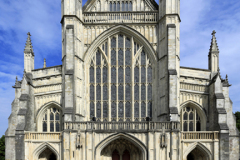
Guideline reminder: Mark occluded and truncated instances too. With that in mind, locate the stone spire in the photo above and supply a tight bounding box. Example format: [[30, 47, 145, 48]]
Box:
[[43, 58, 46, 68], [24, 32, 34, 55], [209, 30, 219, 53]]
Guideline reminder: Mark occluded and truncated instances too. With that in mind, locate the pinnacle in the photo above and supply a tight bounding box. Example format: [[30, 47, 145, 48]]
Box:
[[43, 58, 46, 68], [24, 32, 34, 55], [209, 30, 219, 53]]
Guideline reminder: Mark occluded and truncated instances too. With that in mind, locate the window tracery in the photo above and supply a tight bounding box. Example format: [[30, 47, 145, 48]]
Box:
[[89, 34, 152, 121], [181, 106, 201, 131], [109, 1, 132, 11], [42, 107, 61, 132]]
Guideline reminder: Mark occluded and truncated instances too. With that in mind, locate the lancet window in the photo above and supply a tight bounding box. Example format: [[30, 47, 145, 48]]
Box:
[[181, 106, 201, 131], [109, 1, 132, 11], [42, 107, 61, 132], [89, 34, 152, 121]]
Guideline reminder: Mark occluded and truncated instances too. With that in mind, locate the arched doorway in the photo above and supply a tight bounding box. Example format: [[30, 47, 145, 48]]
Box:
[[186, 147, 210, 160], [38, 148, 57, 160], [101, 138, 142, 160]]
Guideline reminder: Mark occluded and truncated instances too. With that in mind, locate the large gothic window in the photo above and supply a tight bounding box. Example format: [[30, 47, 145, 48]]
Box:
[[42, 107, 61, 132], [89, 34, 152, 121], [181, 106, 201, 131]]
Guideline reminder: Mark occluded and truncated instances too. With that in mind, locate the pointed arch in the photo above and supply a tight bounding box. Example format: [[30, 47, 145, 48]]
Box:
[[83, 24, 157, 65], [95, 132, 147, 160], [33, 142, 60, 160], [183, 142, 212, 160]]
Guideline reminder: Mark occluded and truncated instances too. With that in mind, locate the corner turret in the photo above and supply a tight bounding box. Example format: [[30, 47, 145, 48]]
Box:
[[208, 30, 219, 75], [24, 32, 35, 73]]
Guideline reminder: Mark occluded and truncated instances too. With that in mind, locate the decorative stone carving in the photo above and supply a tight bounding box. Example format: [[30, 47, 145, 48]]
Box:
[[76, 129, 82, 149]]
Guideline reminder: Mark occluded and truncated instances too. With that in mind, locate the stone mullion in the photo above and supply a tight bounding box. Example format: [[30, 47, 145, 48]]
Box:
[[116, 35, 119, 122], [123, 36, 126, 121], [131, 37, 134, 121], [94, 55, 97, 118], [139, 54, 142, 121], [144, 54, 147, 118], [47, 109, 50, 132], [108, 37, 111, 121]]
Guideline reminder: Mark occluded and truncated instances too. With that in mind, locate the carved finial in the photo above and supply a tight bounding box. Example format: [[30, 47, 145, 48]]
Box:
[[24, 32, 34, 55], [217, 67, 220, 73], [209, 30, 219, 53], [226, 74, 228, 82], [212, 30, 216, 36], [16, 76, 18, 82], [43, 58, 46, 68]]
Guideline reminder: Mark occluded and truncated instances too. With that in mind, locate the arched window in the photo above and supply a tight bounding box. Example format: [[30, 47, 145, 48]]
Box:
[[89, 34, 153, 121], [42, 107, 61, 132], [181, 106, 201, 131]]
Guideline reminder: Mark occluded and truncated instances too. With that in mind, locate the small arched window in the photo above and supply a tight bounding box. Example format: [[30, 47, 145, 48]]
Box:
[[181, 106, 201, 131], [42, 107, 61, 132]]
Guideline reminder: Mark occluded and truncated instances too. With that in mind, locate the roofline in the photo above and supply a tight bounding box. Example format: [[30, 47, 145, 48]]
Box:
[[180, 66, 211, 72], [32, 65, 62, 71]]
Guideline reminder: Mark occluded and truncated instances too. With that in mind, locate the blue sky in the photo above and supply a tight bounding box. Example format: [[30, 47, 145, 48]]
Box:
[[0, 0, 240, 136]]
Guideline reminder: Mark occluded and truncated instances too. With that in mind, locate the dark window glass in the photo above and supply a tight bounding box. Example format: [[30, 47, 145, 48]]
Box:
[[118, 35, 123, 48], [111, 85, 116, 100], [50, 113, 54, 120], [134, 67, 139, 83], [97, 85, 101, 100], [43, 122, 47, 132], [147, 67, 152, 83], [148, 102, 152, 117], [111, 50, 116, 65], [103, 102, 108, 118], [125, 84, 131, 100], [118, 67, 124, 83], [45, 114, 47, 120], [117, 1, 120, 11], [183, 112, 188, 120], [189, 122, 193, 131], [134, 84, 139, 100], [105, 42, 108, 56], [97, 102, 101, 118], [50, 122, 54, 132], [110, 2, 112, 11], [113, 2, 116, 11], [111, 37, 116, 48], [56, 113, 59, 120], [90, 67, 94, 83], [197, 121, 201, 131], [96, 51, 101, 65], [122, 2, 125, 11], [111, 102, 116, 118], [53, 108, 56, 113], [125, 2, 128, 11], [96, 67, 101, 83], [125, 49, 131, 65], [141, 67, 146, 82], [125, 37, 131, 48], [125, 67, 131, 83], [118, 85, 124, 100], [102, 44, 105, 52], [134, 102, 139, 118], [103, 67, 108, 83], [118, 102, 124, 117], [90, 102, 95, 117], [189, 112, 193, 120], [141, 51, 146, 65], [56, 123, 60, 132], [141, 84, 146, 100], [141, 102, 146, 118], [184, 122, 187, 131], [148, 85, 152, 100], [90, 85, 94, 100], [103, 85, 108, 100], [129, 1, 132, 11], [111, 67, 116, 83], [126, 102, 131, 117], [118, 49, 123, 66], [186, 107, 190, 112]]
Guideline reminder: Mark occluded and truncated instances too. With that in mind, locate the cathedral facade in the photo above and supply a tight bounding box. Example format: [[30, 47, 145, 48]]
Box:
[[5, 0, 239, 159]]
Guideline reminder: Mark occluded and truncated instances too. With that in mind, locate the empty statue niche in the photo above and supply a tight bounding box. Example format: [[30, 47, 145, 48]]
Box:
[[38, 148, 57, 160]]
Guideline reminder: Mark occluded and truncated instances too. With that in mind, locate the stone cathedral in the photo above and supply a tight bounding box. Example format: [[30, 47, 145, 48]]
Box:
[[5, 0, 240, 159]]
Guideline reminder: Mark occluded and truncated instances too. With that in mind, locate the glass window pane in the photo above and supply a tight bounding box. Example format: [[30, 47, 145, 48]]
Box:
[[118, 35, 123, 48], [134, 67, 139, 83], [56, 113, 59, 120], [103, 85, 108, 100], [134, 102, 139, 118], [141, 67, 146, 82], [148, 84, 152, 100], [125, 84, 131, 100], [125, 37, 131, 48], [110, 2, 112, 11], [141, 102, 146, 118], [111, 37, 116, 48], [50, 122, 54, 132], [125, 2, 128, 11], [129, 1, 132, 11], [90, 66, 94, 83], [103, 102, 108, 118], [184, 122, 187, 131], [111, 50, 116, 65], [97, 102, 101, 118], [141, 84, 146, 100], [122, 2, 125, 11], [45, 114, 47, 120], [111, 85, 116, 100], [147, 67, 152, 83], [53, 108, 56, 113], [103, 67, 108, 83], [197, 121, 201, 131], [118, 67, 124, 83], [111, 102, 116, 118], [97, 85, 101, 100], [43, 122, 47, 132], [125, 67, 131, 83], [56, 123, 60, 132], [90, 85, 94, 100], [126, 102, 131, 117], [50, 113, 54, 120], [111, 67, 116, 83], [134, 84, 139, 100], [189, 112, 193, 120], [141, 51, 146, 65], [105, 42, 108, 56], [96, 67, 101, 83], [96, 51, 101, 65], [118, 49, 123, 66], [148, 102, 152, 117], [117, 1, 120, 11], [118, 102, 124, 117], [189, 122, 193, 131], [118, 85, 124, 100], [90, 102, 95, 117], [125, 49, 131, 66], [183, 112, 188, 120]]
